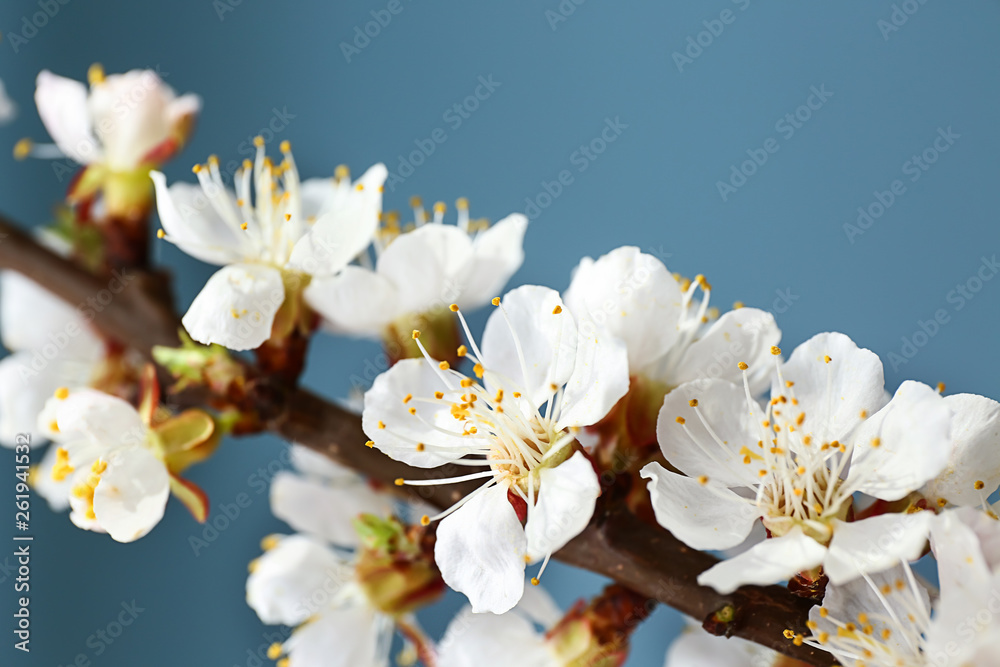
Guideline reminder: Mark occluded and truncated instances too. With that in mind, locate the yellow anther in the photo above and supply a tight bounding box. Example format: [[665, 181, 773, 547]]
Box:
[[871, 437, 881, 448], [434, 391, 444, 400], [491, 297, 500, 306], [403, 394, 413, 404], [433, 201, 447, 214], [439, 361, 450, 370], [207, 154, 219, 167], [792, 634, 804, 647], [415, 443, 425, 452], [91, 459, 107, 475], [460, 378, 473, 388], [456, 197, 469, 210], [364, 440, 374, 448], [688, 399, 698, 407], [355, 183, 364, 191], [156, 229, 165, 239], [242, 158, 253, 170], [937, 498, 947, 508], [796, 413, 805, 426], [675, 416, 686, 425], [783, 629, 795, 639], [240, 222, 248, 230], [253, 136, 265, 147], [975, 480, 986, 490], [55, 387, 70, 400], [473, 364, 484, 378], [409, 195, 423, 208], [412, 330, 421, 339], [530, 577, 540, 586], [770, 346, 782, 356], [267, 643, 283, 660], [449, 303, 459, 312], [552, 305, 563, 314], [377, 421, 386, 429], [13, 138, 33, 160], [87, 62, 105, 85], [280, 140, 291, 152], [796, 466, 806, 475], [284, 213, 291, 221], [456, 345, 468, 357], [817, 632, 829, 644], [819, 607, 829, 618], [420, 515, 430, 526], [261, 535, 281, 551], [51, 447, 74, 481], [334, 165, 350, 181], [697, 475, 708, 485], [860, 409, 868, 418], [937, 382, 946, 393], [49, 420, 60, 433], [738, 362, 748, 371], [408, 407, 417, 415], [192, 163, 203, 174], [512, 391, 521, 398], [806, 620, 818, 630], [733, 301, 745, 309], [277, 659, 290, 667], [394, 478, 405, 486]]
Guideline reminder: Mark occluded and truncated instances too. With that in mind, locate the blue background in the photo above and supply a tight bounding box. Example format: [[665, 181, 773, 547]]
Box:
[[1, 0, 998, 665]]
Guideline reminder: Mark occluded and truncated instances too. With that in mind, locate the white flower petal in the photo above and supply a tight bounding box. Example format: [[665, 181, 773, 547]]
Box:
[[283, 606, 383, 667], [246, 534, 354, 626], [656, 379, 763, 488], [55, 389, 147, 453], [285, 164, 387, 277], [305, 266, 398, 338], [0, 353, 94, 447], [671, 308, 780, 394], [289, 443, 359, 482], [525, 452, 599, 561], [182, 263, 284, 350], [33, 443, 73, 511], [1, 271, 104, 360], [481, 286, 577, 407], [435, 484, 527, 614], [270, 472, 392, 548], [697, 528, 826, 594], [150, 172, 245, 265], [811, 566, 929, 665], [34, 70, 101, 164], [515, 583, 563, 629], [775, 332, 885, 444], [823, 512, 933, 584], [456, 213, 528, 310], [92, 446, 169, 542], [562, 246, 683, 374], [439, 606, 556, 667], [641, 463, 758, 551], [88, 70, 175, 168], [847, 381, 952, 501], [375, 224, 472, 316], [555, 326, 629, 429], [921, 393, 1000, 506], [362, 358, 470, 467]]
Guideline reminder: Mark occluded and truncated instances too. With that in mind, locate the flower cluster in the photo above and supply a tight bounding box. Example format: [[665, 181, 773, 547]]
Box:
[[6, 63, 1000, 667]]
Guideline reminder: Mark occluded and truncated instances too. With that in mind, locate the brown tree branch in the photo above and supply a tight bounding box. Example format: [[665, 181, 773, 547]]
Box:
[[0, 215, 834, 666]]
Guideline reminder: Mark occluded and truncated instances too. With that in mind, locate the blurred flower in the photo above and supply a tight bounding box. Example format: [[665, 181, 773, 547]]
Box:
[[0, 262, 104, 448], [363, 285, 628, 613], [641, 333, 953, 593], [151, 143, 386, 350], [17, 65, 200, 219], [306, 196, 527, 363], [248, 457, 442, 667], [38, 377, 217, 542]]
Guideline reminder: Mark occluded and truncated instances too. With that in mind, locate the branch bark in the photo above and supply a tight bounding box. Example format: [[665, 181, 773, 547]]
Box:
[[0, 215, 834, 666]]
